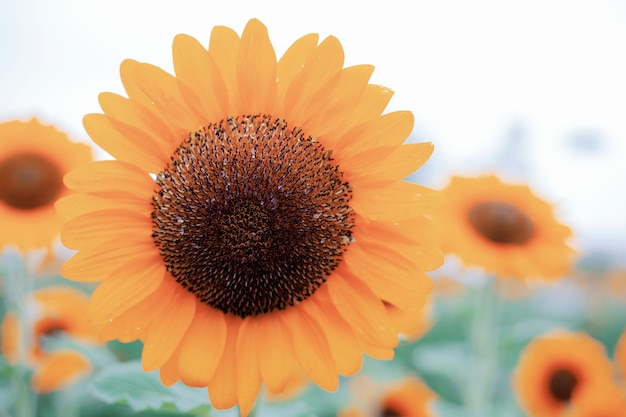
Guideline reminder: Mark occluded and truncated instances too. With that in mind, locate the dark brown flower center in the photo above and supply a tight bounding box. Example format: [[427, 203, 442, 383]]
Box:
[[467, 201, 534, 244], [151, 115, 353, 318], [548, 368, 578, 402], [380, 408, 402, 417], [0, 153, 64, 210]]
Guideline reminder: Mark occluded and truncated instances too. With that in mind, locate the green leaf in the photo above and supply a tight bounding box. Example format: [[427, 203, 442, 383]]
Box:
[[89, 360, 212, 414]]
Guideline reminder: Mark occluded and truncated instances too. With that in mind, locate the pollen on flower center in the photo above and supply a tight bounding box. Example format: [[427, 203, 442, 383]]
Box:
[[151, 114, 354, 318], [548, 369, 578, 402], [467, 201, 534, 244], [0, 153, 64, 210]]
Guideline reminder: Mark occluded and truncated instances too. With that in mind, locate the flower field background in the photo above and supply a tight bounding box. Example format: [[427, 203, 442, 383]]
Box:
[[2, 1, 626, 417]]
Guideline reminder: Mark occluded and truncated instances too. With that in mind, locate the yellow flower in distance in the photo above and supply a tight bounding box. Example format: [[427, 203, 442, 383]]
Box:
[[58, 19, 442, 415], [433, 175, 574, 280], [512, 330, 615, 417], [1, 287, 97, 392], [0, 118, 92, 252]]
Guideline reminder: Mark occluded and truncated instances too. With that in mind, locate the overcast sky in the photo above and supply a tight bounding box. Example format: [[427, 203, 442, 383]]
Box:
[[1, 0, 626, 253]]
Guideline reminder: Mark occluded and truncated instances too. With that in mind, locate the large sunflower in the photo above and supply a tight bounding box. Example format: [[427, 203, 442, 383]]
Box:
[[58, 19, 442, 415], [432, 175, 574, 281], [512, 330, 615, 417], [0, 118, 92, 252], [1, 287, 97, 392]]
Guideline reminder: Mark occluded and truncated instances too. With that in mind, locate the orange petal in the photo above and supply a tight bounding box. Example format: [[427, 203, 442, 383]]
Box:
[[345, 142, 434, 183], [1, 312, 20, 364], [141, 280, 197, 372], [61, 237, 157, 282], [236, 318, 262, 417], [98, 92, 176, 158], [159, 347, 181, 386], [277, 33, 319, 100], [237, 19, 277, 115], [208, 25, 241, 112], [97, 271, 174, 342], [63, 160, 155, 198], [207, 315, 241, 410], [308, 64, 374, 143], [342, 243, 434, 311], [31, 350, 91, 393], [177, 305, 227, 387], [60, 209, 152, 250], [132, 61, 204, 134], [172, 34, 228, 123], [282, 306, 338, 392], [284, 36, 344, 125], [255, 314, 295, 394], [88, 256, 165, 323], [326, 270, 397, 348], [56, 193, 151, 222], [334, 111, 413, 158], [350, 181, 443, 222], [83, 113, 167, 174], [307, 291, 362, 376]]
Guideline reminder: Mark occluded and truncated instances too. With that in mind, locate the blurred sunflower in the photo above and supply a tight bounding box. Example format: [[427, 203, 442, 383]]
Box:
[[513, 330, 615, 417], [58, 19, 442, 415], [432, 175, 574, 281], [1, 286, 97, 392], [0, 118, 92, 252], [563, 383, 626, 417], [338, 376, 438, 417]]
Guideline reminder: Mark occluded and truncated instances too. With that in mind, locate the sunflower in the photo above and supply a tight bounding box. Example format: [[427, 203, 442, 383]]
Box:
[[563, 383, 626, 417], [512, 330, 615, 417], [1, 286, 97, 392], [338, 376, 438, 417], [432, 175, 574, 281], [58, 19, 442, 415], [0, 118, 92, 252]]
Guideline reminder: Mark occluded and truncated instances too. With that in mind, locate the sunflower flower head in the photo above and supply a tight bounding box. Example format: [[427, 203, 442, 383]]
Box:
[[0, 118, 92, 252], [432, 175, 575, 281], [58, 19, 443, 415], [512, 330, 616, 417], [1, 287, 97, 393]]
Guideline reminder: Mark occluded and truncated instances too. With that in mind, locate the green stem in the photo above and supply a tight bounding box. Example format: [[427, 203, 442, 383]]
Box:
[[3, 251, 37, 417], [465, 277, 501, 416]]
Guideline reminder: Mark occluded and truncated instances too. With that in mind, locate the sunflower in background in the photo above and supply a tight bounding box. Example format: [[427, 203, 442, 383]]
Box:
[[0, 118, 92, 253], [58, 19, 443, 415], [432, 175, 575, 281], [512, 330, 617, 417], [1, 287, 97, 392], [338, 376, 438, 417]]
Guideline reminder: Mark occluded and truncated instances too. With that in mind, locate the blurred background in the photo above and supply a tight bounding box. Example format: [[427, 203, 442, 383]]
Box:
[[2, 0, 626, 255]]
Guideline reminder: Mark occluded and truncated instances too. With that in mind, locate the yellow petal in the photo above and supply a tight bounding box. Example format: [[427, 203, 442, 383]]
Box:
[[177, 305, 227, 387], [236, 318, 262, 417], [142, 280, 196, 371], [172, 34, 228, 122], [277, 33, 319, 100], [31, 350, 91, 393], [282, 306, 338, 392], [88, 256, 165, 323], [255, 314, 295, 393], [237, 19, 277, 114], [207, 315, 241, 410]]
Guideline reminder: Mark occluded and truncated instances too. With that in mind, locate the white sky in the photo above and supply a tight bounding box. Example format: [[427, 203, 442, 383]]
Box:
[[1, 0, 626, 252]]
